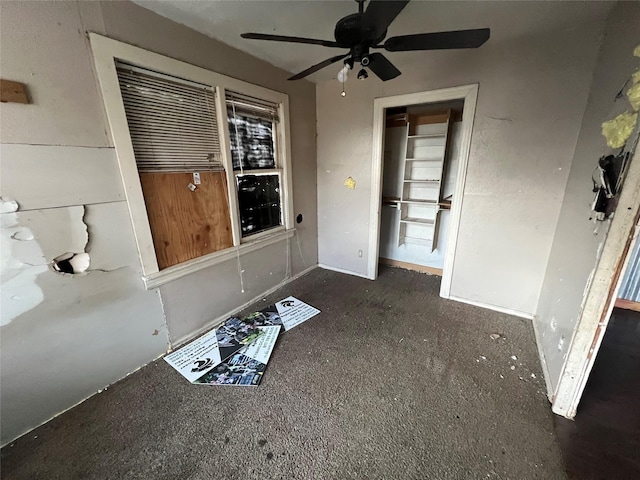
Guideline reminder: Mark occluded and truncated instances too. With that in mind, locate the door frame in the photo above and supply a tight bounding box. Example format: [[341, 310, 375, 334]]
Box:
[[367, 84, 479, 299], [552, 146, 640, 418]]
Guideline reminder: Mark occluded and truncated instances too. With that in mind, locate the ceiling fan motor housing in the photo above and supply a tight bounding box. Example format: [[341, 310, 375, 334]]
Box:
[[334, 13, 385, 49]]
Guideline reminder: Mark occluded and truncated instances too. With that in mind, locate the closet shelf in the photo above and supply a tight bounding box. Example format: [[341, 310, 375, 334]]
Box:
[[402, 236, 433, 246], [401, 217, 435, 225], [401, 199, 439, 205], [396, 109, 452, 252], [407, 133, 446, 139], [405, 157, 443, 162]]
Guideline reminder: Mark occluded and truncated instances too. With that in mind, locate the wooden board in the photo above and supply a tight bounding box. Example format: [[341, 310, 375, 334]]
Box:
[[614, 298, 640, 312], [408, 110, 451, 133], [1, 79, 29, 103], [379, 257, 443, 276], [139, 171, 233, 270], [386, 113, 407, 128]]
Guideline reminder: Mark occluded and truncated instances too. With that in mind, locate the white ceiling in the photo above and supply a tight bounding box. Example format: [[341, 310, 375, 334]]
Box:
[[133, 0, 614, 83]]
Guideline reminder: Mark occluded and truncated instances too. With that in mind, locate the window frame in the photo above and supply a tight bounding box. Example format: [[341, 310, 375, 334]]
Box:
[[90, 33, 294, 289], [226, 97, 285, 239]]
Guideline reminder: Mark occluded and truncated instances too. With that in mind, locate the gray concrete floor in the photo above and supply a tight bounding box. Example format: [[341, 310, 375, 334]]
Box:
[[1, 267, 565, 479]]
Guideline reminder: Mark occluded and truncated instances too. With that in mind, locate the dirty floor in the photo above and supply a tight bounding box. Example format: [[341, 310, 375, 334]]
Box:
[[554, 308, 640, 479], [2, 267, 564, 479]]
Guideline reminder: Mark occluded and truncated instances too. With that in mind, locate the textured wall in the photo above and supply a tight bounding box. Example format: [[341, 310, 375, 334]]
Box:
[[534, 2, 640, 395], [0, 0, 317, 445], [316, 2, 608, 316]]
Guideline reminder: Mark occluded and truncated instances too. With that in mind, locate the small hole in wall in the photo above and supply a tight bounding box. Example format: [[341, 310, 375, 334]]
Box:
[[296, 214, 303, 224], [51, 252, 90, 274]]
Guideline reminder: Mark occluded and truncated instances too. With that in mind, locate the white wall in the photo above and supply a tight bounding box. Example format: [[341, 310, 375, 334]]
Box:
[[0, 0, 317, 445], [316, 2, 609, 316], [534, 2, 640, 395]]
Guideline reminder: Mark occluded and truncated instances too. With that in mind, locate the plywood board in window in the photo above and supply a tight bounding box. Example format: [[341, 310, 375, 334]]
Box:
[[139, 171, 233, 269]]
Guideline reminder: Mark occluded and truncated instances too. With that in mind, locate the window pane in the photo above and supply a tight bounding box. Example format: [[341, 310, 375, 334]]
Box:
[[236, 174, 281, 236], [227, 109, 276, 170]]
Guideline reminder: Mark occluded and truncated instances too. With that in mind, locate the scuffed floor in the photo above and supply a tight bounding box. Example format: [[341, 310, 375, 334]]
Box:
[[0, 267, 565, 479]]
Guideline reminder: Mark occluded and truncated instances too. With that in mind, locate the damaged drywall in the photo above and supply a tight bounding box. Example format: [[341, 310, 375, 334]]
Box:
[[0, 200, 169, 445], [534, 2, 640, 397], [1, 204, 89, 325], [51, 252, 91, 274], [0, 197, 19, 213], [1, 209, 46, 326]]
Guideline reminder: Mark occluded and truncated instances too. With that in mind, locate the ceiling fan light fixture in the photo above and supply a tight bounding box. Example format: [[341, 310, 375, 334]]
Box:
[[357, 68, 368, 80], [337, 64, 350, 83]]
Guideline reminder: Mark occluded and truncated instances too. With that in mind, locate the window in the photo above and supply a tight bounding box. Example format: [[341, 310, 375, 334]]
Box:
[[226, 91, 283, 237], [90, 34, 293, 288]]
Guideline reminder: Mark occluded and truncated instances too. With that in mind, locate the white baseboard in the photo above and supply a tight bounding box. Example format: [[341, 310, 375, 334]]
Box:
[[448, 295, 534, 320], [318, 263, 372, 279], [171, 264, 318, 348]]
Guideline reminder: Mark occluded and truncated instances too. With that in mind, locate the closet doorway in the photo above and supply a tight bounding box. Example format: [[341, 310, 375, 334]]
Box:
[[368, 85, 478, 298]]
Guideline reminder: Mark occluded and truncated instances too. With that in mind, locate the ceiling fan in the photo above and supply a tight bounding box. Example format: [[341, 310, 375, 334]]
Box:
[[241, 0, 490, 82]]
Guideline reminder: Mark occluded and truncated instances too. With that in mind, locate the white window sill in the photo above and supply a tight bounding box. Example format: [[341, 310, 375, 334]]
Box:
[[143, 228, 295, 289]]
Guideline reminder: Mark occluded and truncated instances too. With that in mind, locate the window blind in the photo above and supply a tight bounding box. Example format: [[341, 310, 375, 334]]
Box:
[[225, 91, 279, 123], [116, 62, 223, 173]]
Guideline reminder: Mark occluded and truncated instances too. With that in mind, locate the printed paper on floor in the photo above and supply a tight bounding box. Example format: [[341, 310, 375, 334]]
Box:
[[164, 296, 320, 384], [193, 325, 280, 386], [163, 328, 222, 382]]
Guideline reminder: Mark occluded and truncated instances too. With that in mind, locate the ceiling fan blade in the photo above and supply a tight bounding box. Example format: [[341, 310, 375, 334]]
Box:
[[241, 33, 340, 48], [367, 53, 401, 81], [363, 0, 410, 39], [384, 28, 490, 51], [288, 53, 349, 80]]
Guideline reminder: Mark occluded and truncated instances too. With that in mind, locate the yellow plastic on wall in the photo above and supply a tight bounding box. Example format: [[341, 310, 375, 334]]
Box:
[[601, 111, 638, 148], [344, 176, 356, 189], [628, 82, 640, 111]]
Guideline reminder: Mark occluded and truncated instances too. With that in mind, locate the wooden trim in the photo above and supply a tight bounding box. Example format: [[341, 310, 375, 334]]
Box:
[[614, 298, 640, 312], [379, 257, 443, 276]]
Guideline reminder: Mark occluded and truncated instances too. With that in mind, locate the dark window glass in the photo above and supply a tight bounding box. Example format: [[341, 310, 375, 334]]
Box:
[[227, 110, 275, 171], [236, 175, 281, 236]]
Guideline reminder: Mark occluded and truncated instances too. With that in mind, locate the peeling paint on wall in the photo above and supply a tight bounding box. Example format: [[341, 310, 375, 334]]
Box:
[[0, 205, 89, 326], [0, 197, 19, 213], [1, 212, 47, 326]]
